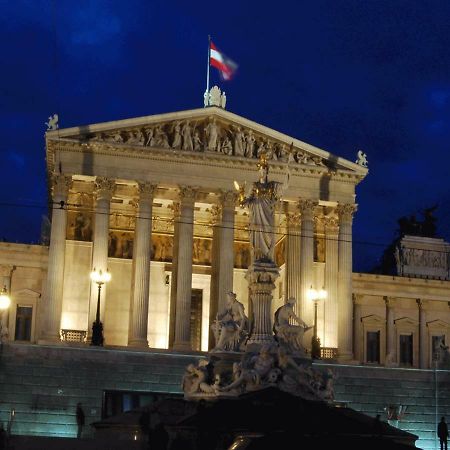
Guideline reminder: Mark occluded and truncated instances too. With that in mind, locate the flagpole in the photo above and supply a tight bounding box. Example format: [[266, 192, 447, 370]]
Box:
[[205, 35, 211, 105]]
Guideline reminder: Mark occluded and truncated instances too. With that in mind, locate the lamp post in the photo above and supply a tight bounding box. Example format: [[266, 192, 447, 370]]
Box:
[[0, 285, 11, 344], [308, 286, 327, 359], [90, 268, 111, 346]]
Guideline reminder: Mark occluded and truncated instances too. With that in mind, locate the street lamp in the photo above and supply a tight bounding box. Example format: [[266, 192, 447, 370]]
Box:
[[90, 268, 111, 346], [307, 286, 327, 359], [0, 285, 11, 344]]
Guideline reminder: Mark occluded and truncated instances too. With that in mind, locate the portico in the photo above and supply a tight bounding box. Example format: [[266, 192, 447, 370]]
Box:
[[43, 101, 367, 358]]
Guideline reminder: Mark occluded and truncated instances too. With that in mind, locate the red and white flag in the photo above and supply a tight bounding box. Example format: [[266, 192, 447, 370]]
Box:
[[210, 41, 238, 80]]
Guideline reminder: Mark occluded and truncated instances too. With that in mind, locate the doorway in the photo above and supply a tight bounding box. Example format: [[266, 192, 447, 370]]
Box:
[[190, 289, 203, 351]]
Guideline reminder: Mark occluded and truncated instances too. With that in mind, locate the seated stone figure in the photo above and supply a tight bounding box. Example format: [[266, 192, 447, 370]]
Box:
[[211, 291, 249, 352], [273, 297, 312, 354]]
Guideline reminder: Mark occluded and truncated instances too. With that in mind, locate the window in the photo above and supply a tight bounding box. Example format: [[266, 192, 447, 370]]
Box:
[[15, 306, 32, 341], [102, 391, 182, 419], [190, 289, 203, 351], [366, 331, 380, 363], [432, 335, 445, 362], [399, 334, 413, 366]]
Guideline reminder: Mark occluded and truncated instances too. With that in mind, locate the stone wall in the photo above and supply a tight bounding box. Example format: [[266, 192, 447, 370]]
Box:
[[0, 343, 448, 449]]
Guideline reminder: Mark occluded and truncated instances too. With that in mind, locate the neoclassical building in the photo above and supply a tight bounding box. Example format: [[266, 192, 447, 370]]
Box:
[[1, 94, 450, 448], [1, 96, 449, 369]]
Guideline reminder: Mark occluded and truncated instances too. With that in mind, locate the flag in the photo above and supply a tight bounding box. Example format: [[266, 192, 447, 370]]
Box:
[[210, 41, 238, 80]]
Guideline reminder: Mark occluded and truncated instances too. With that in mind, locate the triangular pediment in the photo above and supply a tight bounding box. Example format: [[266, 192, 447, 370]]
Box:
[[14, 288, 41, 298], [46, 106, 368, 176], [426, 319, 449, 329], [361, 314, 385, 324], [394, 317, 418, 327]]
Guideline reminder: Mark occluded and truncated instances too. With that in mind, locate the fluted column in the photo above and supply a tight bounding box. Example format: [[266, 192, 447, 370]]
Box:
[[88, 177, 115, 337], [217, 191, 236, 313], [417, 299, 427, 368], [128, 182, 156, 347], [208, 204, 221, 349], [299, 199, 317, 325], [41, 174, 72, 342], [385, 296, 396, 365], [168, 202, 180, 348], [324, 216, 339, 348], [337, 203, 357, 361], [285, 211, 301, 307], [0, 265, 15, 341], [173, 186, 196, 351]]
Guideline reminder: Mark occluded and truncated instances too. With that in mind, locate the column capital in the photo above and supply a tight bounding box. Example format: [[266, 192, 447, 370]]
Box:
[[51, 173, 72, 198], [178, 185, 197, 204], [94, 177, 115, 201], [298, 199, 318, 219], [209, 204, 222, 225], [169, 201, 181, 220], [324, 215, 339, 234], [384, 296, 396, 308], [286, 212, 300, 227], [416, 298, 429, 310], [0, 265, 15, 277], [137, 182, 157, 201], [219, 190, 237, 208], [352, 293, 363, 305], [337, 203, 357, 224]]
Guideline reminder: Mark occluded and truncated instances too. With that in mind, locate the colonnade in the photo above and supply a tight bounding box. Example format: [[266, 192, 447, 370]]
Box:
[[42, 175, 356, 358]]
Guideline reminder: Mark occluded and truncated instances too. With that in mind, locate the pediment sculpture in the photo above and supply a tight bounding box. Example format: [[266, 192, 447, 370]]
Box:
[[83, 117, 328, 168]]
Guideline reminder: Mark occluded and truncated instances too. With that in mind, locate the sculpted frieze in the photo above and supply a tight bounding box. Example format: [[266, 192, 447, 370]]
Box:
[[83, 117, 328, 168]]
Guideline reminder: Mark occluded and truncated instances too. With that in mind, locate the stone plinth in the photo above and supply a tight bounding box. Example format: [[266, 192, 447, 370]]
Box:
[[245, 259, 279, 351]]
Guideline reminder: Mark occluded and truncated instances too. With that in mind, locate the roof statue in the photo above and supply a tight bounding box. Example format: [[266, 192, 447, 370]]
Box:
[[397, 204, 438, 238], [45, 113, 59, 131], [204, 85, 227, 109], [355, 150, 368, 168]]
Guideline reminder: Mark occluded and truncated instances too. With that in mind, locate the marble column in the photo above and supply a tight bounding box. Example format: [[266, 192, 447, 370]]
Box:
[[0, 265, 15, 341], [284, 211, 301, 307], [128, 182, 156, 347], [417, 299, 427, 369], [41, 174, 72, 342], [173, 186, 196, 351], [337, 203, 356, 361], [208, 204, 221, 350], [88, 177, 115, 337], [299, 199, 317, 326], [217, 191, 236, 313], [168, 202, 180, 348], [385, 296, 396, 365], [324, 216, 339, 348]]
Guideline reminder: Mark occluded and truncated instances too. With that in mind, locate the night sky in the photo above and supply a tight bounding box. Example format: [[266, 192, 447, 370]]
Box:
[[2, 1, 450, 272]]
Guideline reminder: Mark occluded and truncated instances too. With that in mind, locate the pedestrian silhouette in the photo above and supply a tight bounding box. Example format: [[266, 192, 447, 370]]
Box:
[[438, 416, 449, 450], [76, 403, 85, 439]]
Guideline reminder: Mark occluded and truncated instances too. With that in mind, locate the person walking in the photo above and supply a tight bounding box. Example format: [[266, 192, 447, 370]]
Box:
[[76, 403, 85, 439], [438, 416, 449, 450]]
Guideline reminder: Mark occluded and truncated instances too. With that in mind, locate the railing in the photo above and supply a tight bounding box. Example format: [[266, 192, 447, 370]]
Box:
[[320, 347, 338, 360], [60, 329, 87, 343]]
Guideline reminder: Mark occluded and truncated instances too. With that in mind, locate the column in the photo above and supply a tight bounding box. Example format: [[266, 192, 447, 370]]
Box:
[[385, 296, 396, 365], [353, 294, 363, 362], [217, 191, 236, 313], [337, 203, 357, 361], [284, 211, 301, 305], [0, 265, 15, 341], [417, 299, 427, 369], [88, 177, 115, 337], [128, 182, 156, 347], [324, 216, 339, 348], [168, 202, 180, 348], [299, 199, 317, 325], [40, 174, 72, 342], [208, 204, 221, 349], [173, 186, 196, 351]]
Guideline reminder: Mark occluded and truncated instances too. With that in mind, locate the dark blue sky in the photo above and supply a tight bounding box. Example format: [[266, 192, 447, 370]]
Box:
[[2, 0, 450, 272]]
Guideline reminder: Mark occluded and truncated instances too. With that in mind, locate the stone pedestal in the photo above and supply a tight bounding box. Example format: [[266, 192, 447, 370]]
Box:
[[245, 260, 279, 351]]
